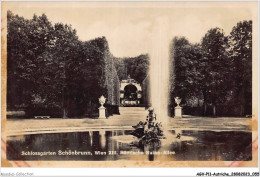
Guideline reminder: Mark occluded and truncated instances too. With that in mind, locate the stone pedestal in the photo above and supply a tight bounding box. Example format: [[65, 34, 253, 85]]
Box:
[[99, 107, 106, 119], [174, 106, 182, 118]]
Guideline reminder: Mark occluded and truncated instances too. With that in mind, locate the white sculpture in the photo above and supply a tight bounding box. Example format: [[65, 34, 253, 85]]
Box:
[[99, 95, 106, 119], [99, 95, 106, 108], [174, 97, 182, 118], [175, 97, 182, 107]]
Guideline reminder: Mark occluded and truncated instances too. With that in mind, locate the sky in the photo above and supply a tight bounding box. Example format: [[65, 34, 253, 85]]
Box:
[[3, 1, 255, 57]]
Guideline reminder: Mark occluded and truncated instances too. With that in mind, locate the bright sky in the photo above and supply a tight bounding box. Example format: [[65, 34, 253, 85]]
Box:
[[3, 2, 254, 57]]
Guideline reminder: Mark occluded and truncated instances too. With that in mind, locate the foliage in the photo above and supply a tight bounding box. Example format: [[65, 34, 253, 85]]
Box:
[[7, 10, 252, 117], [7, 11, 120, 118], [228, 20, 252, 115], [170, 37, 203, 106], [170, 22, 252, 117], [200, 28, 230, 116], [7, 11, 55, 108], [114, 54, 149, 84]]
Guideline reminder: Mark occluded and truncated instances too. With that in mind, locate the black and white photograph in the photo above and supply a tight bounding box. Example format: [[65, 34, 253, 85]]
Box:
[[1, 1, 258, 168]]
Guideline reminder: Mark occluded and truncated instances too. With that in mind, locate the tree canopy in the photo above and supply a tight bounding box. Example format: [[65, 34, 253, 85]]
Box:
[[169, 21, 252, 117], [7, 11, 120, 118], [114, 54, 149, 84], [7, 10, 252, 118]]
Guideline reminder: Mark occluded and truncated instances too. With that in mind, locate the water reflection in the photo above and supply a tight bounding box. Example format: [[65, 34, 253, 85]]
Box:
[[99, 130, 106, 149], [6, 130, 252, 161]]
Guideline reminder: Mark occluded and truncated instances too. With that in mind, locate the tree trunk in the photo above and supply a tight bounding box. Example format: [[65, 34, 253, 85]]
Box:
[[213, 104, 216, 117], [240, 86, 245, 116], [90, 99, 93, 117], [62, 90, 68, 118], [63, 108, 67, 118], [204, 103, 207, 116], [202, 89, 207, 116], [240, 104, 245, 117]]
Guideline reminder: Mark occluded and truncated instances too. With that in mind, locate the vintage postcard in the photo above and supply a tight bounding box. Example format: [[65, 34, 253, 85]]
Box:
[[1, 1, 258, 169]]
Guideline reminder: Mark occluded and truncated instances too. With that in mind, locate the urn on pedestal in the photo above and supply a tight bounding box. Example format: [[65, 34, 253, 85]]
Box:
[[174, 97, 182, 118], [99, 95, 106, 119]]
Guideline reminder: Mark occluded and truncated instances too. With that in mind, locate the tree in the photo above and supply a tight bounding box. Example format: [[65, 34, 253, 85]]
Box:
[[201, 28, 230, 116], [169, 37, 203, 107], [7, 11, 54, 109], [129, 54, 149, 83], [7, 11, 120, 118], [113, 57, 127, 80], [44, 23, 84, 117], [228, 20, 252, 116], [114, 54, 149, 83]]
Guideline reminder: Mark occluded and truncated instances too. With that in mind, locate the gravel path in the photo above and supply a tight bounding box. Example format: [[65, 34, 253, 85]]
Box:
[[6, 107, 251, 136]]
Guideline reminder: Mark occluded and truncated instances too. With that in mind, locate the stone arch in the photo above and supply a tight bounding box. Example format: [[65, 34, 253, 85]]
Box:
[[120, 78, 142, 106], [124, 84, 138, 100], [120, 82, 142, 92]]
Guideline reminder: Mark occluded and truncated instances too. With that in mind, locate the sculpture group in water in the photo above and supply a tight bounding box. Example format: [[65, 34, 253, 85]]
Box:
[[131, 107, 165, 145]]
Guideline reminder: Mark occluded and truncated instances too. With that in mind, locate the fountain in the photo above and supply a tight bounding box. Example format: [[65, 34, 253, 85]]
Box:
[[131, 107, 164, 143], [149, 17, 170, 129], [131, 107, 164, 160], [113, 17, 190, 160], [132, 17, 171, 144]]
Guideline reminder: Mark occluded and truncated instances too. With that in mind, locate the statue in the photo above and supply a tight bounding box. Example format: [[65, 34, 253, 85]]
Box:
[[131, 107, 164, 144], [145, 107, 157, 129]]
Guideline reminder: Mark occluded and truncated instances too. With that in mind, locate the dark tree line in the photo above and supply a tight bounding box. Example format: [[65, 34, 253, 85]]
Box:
[[114, 54, 149, 84], [7, 11, 119, 118], [7, 10, 251, 118], [170, 21, 252, 117]]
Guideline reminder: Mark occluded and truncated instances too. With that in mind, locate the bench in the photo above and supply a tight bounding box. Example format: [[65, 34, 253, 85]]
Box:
[[34, 116, 50, 119]]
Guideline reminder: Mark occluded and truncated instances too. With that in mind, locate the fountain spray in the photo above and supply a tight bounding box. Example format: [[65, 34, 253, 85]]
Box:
[[149, 17, 170, 129]]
